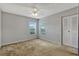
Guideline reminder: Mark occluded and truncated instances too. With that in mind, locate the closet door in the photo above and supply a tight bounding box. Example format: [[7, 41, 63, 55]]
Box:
[[63, 14, 78, 48], [63, 16, 72, 46], [70, 15, 78, 48]]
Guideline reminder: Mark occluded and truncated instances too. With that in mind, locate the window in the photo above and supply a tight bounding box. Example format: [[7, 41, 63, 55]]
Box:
[[29, 20, 36, 34], [39, 21, 46, 34], [29, 19, 46, 35]]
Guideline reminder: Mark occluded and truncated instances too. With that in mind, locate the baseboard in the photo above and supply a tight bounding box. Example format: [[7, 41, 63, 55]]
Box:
[[1, 38, 35, 47], [39, 38, 61, 46], [62, 45, 78, 54]]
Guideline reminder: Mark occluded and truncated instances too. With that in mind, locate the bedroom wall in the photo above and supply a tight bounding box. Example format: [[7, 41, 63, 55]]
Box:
[[39, 6, 78, 45], [2, 12, 37, 45], [0, 9, 1, 47]]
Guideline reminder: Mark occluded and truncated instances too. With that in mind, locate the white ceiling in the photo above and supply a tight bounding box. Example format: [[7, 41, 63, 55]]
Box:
[[0, 3, 78, 18]]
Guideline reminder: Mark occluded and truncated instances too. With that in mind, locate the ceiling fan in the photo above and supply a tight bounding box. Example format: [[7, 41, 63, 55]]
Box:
[[32, 4, 39, 17]]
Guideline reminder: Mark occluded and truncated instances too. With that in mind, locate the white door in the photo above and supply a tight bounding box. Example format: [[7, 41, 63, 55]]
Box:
[[63, 16, 72, 46], [63, 14, 78, 48], [70, 15, 78, 48]]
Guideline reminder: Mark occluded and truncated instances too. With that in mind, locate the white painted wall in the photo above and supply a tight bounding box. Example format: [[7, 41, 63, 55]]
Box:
[[2, 12, 36, 45], [0, 9, 1, 47], [39, 7, 78, 45], [0, 6, 78, 47], [39, 15, 61, 45]]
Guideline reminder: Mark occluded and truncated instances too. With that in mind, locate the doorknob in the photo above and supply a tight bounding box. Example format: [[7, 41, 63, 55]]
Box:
[[68, 30, 70, 32]]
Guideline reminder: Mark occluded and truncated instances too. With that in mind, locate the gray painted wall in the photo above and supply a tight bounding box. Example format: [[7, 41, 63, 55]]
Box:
[[39, 7, 78, 45], [2, 12, 37, 45], [0, 9, 1, 46]]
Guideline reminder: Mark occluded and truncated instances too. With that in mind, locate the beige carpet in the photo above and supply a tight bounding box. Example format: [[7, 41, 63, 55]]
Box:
[[0, 39, 77, 56]]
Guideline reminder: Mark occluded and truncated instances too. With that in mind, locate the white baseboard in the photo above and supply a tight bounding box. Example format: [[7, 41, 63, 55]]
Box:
[[1, 38, 34, 46], [62, 45, 78, 54]]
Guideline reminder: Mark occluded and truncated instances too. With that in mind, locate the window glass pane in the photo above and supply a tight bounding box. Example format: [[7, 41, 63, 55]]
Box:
[[40, 21, 46, 34], [29, 20, 36, 34]]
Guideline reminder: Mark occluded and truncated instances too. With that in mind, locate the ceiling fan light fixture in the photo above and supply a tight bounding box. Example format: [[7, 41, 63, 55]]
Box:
[[32, 7, 38, 17], [32, 12, 38, 16], [33, 7, 38, 12]]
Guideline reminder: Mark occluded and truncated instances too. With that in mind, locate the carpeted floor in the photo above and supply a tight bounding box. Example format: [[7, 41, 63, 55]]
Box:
[[0, 39, 77, 56]]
